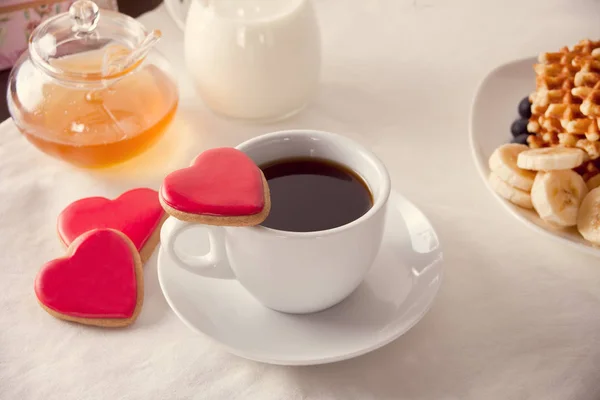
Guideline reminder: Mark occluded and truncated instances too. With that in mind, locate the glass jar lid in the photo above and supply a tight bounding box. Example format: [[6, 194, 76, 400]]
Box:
[[28, 0, 161, 85]]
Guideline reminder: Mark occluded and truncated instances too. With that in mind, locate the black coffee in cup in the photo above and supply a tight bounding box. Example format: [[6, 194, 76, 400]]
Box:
[[260, 157, 373, 232]]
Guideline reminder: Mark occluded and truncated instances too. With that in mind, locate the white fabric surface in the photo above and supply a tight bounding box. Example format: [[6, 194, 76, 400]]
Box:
[[2, 1, 600, 399]]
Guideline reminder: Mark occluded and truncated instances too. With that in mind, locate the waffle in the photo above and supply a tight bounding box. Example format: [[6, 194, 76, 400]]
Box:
[[528, 48, 580, 142], [529, 46, 579, 115], [573, 45, 600, 84], [527, 40, 600, 171]]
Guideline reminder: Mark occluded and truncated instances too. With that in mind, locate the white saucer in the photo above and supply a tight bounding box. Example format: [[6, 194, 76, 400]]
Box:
[[469, 57, 600, 257], [157, 191, 443, 365]]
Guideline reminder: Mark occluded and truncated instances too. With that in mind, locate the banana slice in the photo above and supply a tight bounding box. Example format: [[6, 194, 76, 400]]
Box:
[[531, 170, 588, 227], [488, 172, 533, 209], [517, 147, 586, 171], [586, 174, 600, 191], [488, 144, 536, 191], [577, 188, 600, 244]]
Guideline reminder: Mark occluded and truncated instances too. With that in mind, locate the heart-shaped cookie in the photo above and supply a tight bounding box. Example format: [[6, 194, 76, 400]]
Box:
[[35, 229, 144, 328], [159, 147, 271, 226], [57, 188, 166, 263]]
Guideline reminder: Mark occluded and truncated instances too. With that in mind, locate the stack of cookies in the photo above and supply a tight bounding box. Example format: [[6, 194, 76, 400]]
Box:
[[35, 188, 167, 328], [34, 148, 271, 329]]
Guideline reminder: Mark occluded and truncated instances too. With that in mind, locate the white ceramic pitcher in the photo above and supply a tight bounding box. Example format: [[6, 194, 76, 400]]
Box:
[[166, 0, 322, 122]]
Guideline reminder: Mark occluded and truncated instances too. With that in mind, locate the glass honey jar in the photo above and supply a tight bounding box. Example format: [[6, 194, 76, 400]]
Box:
[[7, 0, 179, 168]]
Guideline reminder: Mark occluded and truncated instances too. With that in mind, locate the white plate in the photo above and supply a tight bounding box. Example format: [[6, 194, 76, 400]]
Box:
[[157, 191, 443, 366], [469, 57, 600, 256]]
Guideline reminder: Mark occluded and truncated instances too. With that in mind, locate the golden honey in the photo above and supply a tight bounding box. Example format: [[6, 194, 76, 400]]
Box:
[[16, 64, 178, 168]]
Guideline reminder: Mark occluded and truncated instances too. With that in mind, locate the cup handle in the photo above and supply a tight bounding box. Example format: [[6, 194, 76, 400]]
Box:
[[161, 218, 235, 279]]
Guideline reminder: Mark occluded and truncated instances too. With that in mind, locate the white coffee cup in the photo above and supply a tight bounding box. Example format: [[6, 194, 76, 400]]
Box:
[[160, 130, 391, 314]]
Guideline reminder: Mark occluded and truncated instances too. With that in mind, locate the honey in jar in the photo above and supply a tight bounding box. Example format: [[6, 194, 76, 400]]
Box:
[[7, 0, 179, 168]]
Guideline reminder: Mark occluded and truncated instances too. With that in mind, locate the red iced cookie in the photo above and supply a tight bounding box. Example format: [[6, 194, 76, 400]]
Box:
[[57, 188, 166, 263], [35, 229, 144, 328], [159, 147, 271, 226]]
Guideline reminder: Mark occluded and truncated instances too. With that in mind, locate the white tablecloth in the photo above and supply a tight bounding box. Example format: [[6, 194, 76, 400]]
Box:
[[3, 1, 600, 399]]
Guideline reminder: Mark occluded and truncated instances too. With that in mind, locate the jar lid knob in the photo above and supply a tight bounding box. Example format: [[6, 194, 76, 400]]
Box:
[[69, 0, 100, 33]]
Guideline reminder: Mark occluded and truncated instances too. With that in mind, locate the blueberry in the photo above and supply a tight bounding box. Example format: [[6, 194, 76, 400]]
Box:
[[518, 96, 532, 119], [511, 133, 530, 145], [511, 118, 529, 137]]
